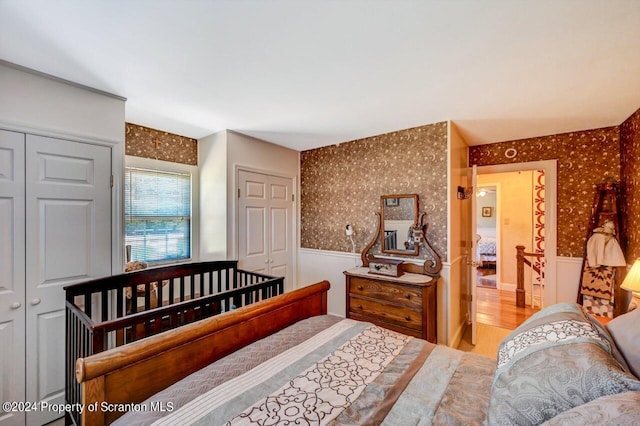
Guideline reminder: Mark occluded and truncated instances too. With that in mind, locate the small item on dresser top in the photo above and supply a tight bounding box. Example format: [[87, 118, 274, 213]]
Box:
[[368, 255, 404, 277]]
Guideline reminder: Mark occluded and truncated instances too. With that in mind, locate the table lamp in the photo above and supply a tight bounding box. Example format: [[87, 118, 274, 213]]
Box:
[[620, 259, 640, 311]]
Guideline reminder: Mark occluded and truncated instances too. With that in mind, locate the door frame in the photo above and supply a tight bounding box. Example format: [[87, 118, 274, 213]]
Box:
[[476, 160, 557, 307], [233, 164, 297, 290]]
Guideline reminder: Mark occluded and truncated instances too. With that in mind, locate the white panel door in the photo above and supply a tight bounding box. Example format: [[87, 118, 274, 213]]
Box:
[[238, 170, 292, 286], [0, 130, 26, 426], [239, 174, 269, 274], [25, 135, 111, 425], [268, 176, 291, 280]]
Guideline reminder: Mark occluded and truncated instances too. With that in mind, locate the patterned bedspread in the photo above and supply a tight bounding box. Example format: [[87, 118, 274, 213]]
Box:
[[114, 316, 495, 426], [478, 237, 497, 255]]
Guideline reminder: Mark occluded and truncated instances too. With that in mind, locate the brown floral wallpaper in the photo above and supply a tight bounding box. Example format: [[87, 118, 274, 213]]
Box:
[[469, 127, 621, 258], [125, 122, 197, 165], [301, 122, 448, 260], [621, 107, 640, 262]]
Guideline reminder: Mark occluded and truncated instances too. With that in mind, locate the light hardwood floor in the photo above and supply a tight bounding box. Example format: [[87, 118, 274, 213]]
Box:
[[476, 286, 539, 330], [457, 287, 539, 358], [457, 322, 512, 358]]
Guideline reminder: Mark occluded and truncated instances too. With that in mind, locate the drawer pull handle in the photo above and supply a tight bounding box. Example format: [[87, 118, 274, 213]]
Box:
[[357, 285, 363, 290], [357, 305, 363, 309], [405, 315, 411, 321], [405, 293, 411, 299]]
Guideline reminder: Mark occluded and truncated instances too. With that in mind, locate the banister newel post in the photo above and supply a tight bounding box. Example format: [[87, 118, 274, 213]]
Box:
[[516, 245, 526, 308]]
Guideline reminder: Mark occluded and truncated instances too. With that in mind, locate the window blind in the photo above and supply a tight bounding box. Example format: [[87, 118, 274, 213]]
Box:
[[125, 167, 191, 263]]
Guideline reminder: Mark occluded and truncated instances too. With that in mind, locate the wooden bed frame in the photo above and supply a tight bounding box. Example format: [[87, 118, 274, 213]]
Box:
[[74, 280, 330, 426]]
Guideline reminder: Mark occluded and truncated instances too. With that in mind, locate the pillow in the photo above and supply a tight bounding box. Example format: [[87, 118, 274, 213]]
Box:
[[487, 303, 640, 425], [606, 307, 640, 378], [541, 391, 640, 425]]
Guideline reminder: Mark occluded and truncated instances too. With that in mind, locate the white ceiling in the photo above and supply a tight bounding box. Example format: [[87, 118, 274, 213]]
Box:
[[1, 0, 639, 151]]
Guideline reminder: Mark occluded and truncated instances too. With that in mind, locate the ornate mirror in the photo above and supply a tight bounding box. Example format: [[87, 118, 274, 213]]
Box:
[[381, 194, 419, 255]]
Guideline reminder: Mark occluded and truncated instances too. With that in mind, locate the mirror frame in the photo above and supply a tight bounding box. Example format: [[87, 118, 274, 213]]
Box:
[[380, 194, 419, 256]]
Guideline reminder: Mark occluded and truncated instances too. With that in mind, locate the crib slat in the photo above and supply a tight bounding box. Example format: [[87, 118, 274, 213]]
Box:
[[101, 290, 109, 322], [116, 287, 123, 318], [157, 280, 164, 308]]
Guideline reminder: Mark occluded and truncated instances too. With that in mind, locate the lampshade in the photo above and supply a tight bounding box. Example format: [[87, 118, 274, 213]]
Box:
[[621, 259, 640, 293]]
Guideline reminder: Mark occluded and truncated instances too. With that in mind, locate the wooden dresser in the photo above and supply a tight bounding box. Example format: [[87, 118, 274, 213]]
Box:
[[344, 267, 437, 343]]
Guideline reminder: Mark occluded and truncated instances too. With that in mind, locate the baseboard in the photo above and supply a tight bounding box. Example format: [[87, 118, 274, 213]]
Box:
[[449, 319, 466, 349], [501, 282, 516, 292]]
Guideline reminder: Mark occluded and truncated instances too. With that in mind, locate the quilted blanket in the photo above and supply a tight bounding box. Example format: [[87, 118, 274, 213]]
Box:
[[114, 316, 495, 426], [477, 236, 497, 255]]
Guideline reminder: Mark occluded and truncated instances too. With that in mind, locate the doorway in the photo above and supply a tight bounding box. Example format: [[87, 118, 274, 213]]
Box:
[[474, 161, 556, 330]]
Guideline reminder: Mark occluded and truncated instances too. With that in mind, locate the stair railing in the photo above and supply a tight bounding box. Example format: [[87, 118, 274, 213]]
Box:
[[516, 245, 545, 308]]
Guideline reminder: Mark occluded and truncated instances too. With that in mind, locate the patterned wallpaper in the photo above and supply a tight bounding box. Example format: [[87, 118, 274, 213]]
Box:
[[125, 122, 198, 165], [469, 127, 621, 258], [301, 122, 449, 260], [621, 107, 640, 262]]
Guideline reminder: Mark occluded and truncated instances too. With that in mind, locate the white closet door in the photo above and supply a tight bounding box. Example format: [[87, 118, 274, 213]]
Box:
[[267, 175, 292, 281], [0, 130, 26, 426], [238, 171, 269, 275], [24, 135, 111, 425], [238, 170, 293, 286]]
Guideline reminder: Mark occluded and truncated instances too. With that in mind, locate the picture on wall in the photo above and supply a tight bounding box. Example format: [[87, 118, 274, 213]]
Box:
[[482, 207, 492, 217]]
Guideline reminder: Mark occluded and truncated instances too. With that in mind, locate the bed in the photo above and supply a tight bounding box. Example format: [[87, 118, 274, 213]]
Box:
[[476, 229, 497, 266], [74, 281, 640, 425]]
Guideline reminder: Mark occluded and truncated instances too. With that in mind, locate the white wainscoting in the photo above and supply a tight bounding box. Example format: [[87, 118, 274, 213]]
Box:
[[495, 257, 581, 307], [556, 256, 583, 303], [297, 248, 361, 317]]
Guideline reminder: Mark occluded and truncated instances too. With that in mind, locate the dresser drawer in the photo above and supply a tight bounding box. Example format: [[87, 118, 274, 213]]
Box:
[[349, 296, 422, 332], [349, 276, 422, 309]]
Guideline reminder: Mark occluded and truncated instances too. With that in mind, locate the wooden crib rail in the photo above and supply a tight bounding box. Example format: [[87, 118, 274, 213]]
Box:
[[64, 260, 284, 426]]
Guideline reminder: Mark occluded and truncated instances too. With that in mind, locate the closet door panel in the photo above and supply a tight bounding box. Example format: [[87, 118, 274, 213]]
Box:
[[268, 175, 292, 284], [0, 129, 26, 426], [25, 134, 111, 425], [238, 171, 269, 274], [38, 200, 93, 281]]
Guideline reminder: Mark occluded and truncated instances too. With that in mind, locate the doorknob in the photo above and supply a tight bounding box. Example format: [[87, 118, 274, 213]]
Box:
[[264, 260, 269, 264], [31, 298, 41, 306], [270, 259, 274, 263], [10, 302, 21, 309]]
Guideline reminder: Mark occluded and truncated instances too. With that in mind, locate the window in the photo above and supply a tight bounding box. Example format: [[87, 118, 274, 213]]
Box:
[[125, 166, 192, 263]]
